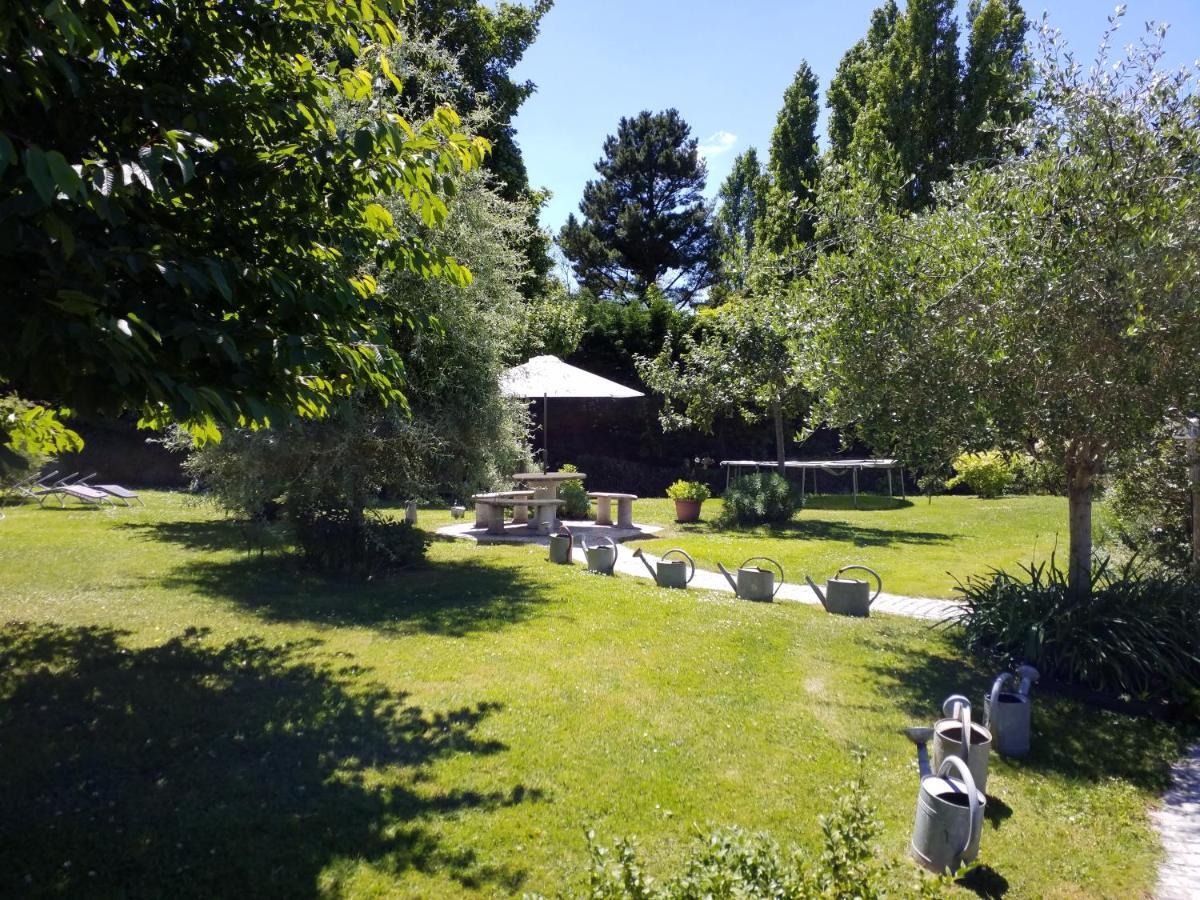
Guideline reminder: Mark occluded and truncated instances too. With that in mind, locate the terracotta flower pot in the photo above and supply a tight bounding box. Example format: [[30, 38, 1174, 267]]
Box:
[[674, 499, 702, 523]]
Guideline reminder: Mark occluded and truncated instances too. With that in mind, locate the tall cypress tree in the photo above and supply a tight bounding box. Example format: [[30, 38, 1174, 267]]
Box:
[[831, 0, 1029, 211], [713, 148, 768, 297], [758, 62, 822, 256], [827, 1, 899, 162], [959, 0, 1031, 163], [558, 110, 715, 306]]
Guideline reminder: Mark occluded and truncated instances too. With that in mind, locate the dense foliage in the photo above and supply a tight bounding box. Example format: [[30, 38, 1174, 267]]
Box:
[[805, 16, 1200, 593], [954, 557, 1200, 710], [559, 110, 716, 306], [718, 473, 798, 528], [1109, 424, 1196, 574], [564, 764, 949, 899], [0, 0, 487, 448], [0, 394, 81, 478]]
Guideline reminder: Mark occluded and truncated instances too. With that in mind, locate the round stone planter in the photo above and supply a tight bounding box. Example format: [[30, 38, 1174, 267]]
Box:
[[673, 499, 703, 523]]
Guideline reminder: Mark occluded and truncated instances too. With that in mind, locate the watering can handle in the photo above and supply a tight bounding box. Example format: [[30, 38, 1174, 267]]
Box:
[[989, 672, 1014, 721], [661, 549, 696, 585], [743, 557, 784, 598], [835, 565, 882, 604], [960, 703, 971, 764], [937, 755, 980, 860]]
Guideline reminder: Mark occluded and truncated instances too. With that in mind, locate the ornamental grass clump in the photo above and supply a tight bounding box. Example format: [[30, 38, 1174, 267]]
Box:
[[953, 555, 1200, 710]]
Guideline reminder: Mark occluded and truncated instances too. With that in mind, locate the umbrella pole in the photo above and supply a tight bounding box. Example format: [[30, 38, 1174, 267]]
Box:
[[543, 393, 548, 473]]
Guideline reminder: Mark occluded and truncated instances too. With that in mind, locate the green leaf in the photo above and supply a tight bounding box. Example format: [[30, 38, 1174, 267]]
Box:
[[24, 147, 55, 204]]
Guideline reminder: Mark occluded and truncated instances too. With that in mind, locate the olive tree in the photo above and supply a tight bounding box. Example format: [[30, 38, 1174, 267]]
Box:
[[805, 15, 1200, 595]]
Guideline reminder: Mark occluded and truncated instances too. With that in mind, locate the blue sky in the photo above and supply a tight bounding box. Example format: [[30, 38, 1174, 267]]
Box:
[[506, 1, 1200, 234]]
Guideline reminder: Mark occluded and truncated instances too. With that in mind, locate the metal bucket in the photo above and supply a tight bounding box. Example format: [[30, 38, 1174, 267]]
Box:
[[984, 672, 1032, 757], [911, 755, 986, 874], [582, 535, 617, 575], [548, 525, 573, 565], [932, 695, 993, 794]]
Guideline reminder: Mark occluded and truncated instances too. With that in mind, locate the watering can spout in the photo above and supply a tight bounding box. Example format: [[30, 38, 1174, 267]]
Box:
[[716, 562, 738, 593], [631, 547, 657, 579], [905, 726, 935, 779], [804, 575, 830, 611]]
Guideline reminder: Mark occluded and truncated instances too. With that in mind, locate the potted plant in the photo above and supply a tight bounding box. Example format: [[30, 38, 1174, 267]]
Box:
[[666, 480, 711, 523]]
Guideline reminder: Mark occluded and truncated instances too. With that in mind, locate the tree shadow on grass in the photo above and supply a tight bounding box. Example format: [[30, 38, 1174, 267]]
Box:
[[663, 518, 950, 548], [121, 520, 552, 637], [0, 622, 539, 897], [859, 626, 1191, 793]]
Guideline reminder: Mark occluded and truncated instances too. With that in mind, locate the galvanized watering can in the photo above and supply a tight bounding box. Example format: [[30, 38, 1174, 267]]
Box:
[[906, 726, 986, 875], [548, 524, 573, 565], [984, 665, 1039, 757], [932, 694, 993, 794], [805, 565, 882, 617], [582, 534, 617, 575], [632, 547, 695, 589], [716, 557, 783, 602], [450, 503, 467, 519]]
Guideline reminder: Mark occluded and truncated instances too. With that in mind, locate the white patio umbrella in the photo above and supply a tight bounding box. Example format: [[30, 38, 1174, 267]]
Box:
[[499, 355, 644, 470]]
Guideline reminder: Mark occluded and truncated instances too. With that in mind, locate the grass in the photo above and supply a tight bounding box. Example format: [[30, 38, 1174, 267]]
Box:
[[634, 493, 1073, 599], [0, 492, 1188, 898]]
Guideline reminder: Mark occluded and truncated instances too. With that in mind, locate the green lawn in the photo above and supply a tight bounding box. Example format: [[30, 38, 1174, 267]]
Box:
[[0, 492, 1186, 898], [634, 494, 1074, 599]]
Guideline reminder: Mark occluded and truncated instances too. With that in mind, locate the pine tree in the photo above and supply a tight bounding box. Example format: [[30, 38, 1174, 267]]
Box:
[[558, 110, 716, 306]]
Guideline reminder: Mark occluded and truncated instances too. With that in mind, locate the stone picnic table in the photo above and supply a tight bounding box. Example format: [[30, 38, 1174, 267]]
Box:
[[511, 471, 586, 501]]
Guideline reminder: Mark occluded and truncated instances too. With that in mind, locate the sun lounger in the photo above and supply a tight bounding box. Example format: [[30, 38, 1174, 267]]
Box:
[[47, 483, 114, 507], [92, 484, 143, 506]]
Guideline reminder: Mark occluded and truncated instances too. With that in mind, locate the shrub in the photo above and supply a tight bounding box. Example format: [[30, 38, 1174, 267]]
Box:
[[557, 463, 589, 519], [665, 479, 711, 503], [557, 762, 950, 899], [1108, 428, 1193, 573], [1009, 452, 1065, 495], [293, 509, 431, 578], [946, 451, 1014, 498], [718, 472, 797, 527], [954, 555, 1200, 708]]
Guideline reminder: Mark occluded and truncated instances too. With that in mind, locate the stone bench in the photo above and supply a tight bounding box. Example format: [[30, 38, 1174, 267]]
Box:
[[474, 496, 563, 534], [587, 492, 637, 528], [472, 490, 535, 527]]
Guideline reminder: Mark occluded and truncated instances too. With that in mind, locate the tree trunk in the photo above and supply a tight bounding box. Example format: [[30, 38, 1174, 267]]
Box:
[[1066, 460, 1096, 597], [1187, 421, 1200, 578], [772, 400, 786, 476]]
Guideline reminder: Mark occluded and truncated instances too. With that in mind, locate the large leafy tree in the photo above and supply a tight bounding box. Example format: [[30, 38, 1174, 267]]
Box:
[[805, 16, 1200, 595], [0, 0, 485, 449], [402, 0, 555, 296], [712, 149, 768, 298], [558, 110, 716, 307], [638, 298, 807, 475]]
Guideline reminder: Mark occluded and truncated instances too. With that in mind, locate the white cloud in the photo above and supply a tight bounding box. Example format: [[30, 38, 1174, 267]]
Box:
[[698, 130, 737, 159]]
